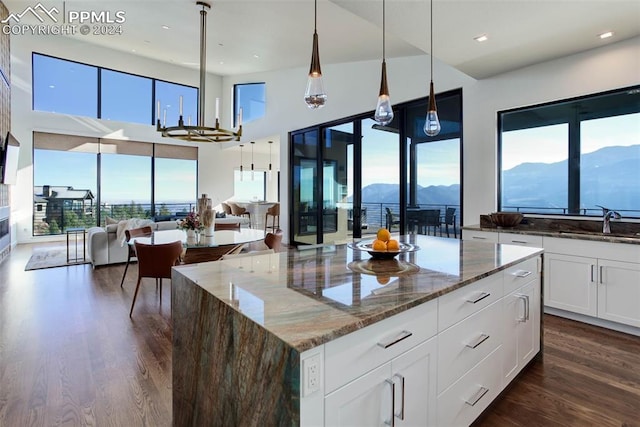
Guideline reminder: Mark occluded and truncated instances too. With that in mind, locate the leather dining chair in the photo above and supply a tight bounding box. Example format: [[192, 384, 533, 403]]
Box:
[[264, 203, 280, 233], [129, 240, 183, 317], [120, 225, 153, 288], [228, 202, 251, 227], [264, 229, 283, 252]]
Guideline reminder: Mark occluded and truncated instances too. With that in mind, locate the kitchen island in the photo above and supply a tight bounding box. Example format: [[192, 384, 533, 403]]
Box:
[[171, 235, 543, 426]]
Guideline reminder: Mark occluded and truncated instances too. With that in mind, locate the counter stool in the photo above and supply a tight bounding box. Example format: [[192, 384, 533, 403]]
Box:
[[264, 203, 280, 233]]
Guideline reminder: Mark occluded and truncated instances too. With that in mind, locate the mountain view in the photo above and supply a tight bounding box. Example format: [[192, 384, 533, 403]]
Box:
[[357, 145, 638, 215]]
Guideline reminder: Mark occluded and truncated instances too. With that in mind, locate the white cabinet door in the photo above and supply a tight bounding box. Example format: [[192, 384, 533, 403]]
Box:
[[324, 337, 438, 427], [392, 337, 437, 427], [598, 259, 640, 327], [325, 363, 393, 427], [502, 278, 540, 385], [544, 253, 597, 316]]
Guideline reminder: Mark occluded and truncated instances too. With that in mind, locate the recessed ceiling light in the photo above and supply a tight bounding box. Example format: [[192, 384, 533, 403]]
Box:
[[599, 31, 613, 39], [253, 54, 260, 59], [474, 34, 488, 42], [162, 25, 170, 30], [219, 61, 225, 65], [49, 85, 55, 89], [218, 43, 224, 47]]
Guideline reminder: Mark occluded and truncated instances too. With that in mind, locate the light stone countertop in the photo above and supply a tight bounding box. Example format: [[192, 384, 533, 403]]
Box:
[[172, 235, 542, 352]]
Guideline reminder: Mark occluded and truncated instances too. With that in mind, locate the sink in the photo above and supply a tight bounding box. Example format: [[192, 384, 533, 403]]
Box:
[[557, 230, 640, 240]]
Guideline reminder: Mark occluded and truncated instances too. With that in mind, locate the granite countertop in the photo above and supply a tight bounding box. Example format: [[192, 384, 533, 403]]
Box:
[[463, 224, 640, 245], [173, 235, 542, 352]]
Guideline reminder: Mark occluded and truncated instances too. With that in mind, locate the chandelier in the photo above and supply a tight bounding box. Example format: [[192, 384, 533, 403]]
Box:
[[156, 1, 242, 143]]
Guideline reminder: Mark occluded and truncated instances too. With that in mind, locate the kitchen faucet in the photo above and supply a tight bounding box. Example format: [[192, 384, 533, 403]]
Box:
[[596, 205, 622, 234]]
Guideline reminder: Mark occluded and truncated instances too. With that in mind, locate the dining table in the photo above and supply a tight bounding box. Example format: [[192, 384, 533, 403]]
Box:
[[129, 228, 266, 264]]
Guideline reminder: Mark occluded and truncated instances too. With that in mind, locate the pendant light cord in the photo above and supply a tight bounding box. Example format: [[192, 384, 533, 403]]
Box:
[[382, 0, 386, 61], [430, 0, 433, 80], [314, 0, 317, 33]]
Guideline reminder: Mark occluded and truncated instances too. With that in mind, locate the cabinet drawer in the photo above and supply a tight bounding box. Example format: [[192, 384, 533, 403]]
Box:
[[462, 230, 499, 243], [325, 299, 437, 394], [504, 256, 540, 295], [438, 273, 503, 332], [437, 346, 503, 427], [499, 233, 543, 247], [438, 300, 502, 393]]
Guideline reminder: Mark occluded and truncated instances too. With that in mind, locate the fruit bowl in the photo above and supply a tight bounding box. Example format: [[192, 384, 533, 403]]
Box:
[[348, 241, 419, 260], [490, 212, 524, 228]]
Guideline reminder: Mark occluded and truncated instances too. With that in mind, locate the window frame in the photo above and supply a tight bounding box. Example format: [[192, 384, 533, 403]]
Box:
[[497, 85, 640, 218], [233, 82, 266, 127]]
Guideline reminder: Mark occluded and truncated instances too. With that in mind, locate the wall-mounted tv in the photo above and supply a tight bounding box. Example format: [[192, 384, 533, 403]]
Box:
[[0, 132, 20, 185]]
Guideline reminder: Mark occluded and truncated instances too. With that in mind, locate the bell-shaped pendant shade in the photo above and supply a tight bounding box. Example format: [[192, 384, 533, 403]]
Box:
[[424, 81, 441, 136], [305, 31, 327, 109], [374, 61, 394, 126]]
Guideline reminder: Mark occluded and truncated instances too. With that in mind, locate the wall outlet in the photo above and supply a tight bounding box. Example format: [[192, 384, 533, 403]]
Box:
[[302, 354, 321, 397]]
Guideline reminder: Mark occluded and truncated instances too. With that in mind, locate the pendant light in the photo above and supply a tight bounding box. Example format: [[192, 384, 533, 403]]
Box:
[[268, 140, 273, 181], [424, 0, 441, 136], [374, 0, 393, 126], [250, 141, 255, 181], [304, 0, 327, 109], [239, 144, 244, 182]]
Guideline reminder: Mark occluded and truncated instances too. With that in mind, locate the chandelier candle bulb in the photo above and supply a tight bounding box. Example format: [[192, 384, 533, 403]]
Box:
[[163, 109, 167, 126], [238, 107, 243, 127], [179, 96, 183, 116], [156, 100, 160, 120], [215, 97, 220, 120]]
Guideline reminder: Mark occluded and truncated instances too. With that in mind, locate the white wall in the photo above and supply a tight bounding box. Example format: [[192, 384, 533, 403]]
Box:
[[224, 36, 640, 233]]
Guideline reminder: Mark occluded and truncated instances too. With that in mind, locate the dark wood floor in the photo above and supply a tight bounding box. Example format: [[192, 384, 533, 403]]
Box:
[[1, 243, 639, 426]]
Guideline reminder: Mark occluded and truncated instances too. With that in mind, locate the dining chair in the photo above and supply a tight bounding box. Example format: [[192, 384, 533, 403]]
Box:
[[385, 207, 400, 231], [442, 207, 457, 238], [120, 225, 154, 288], [182, 244, 244, 264], [130, 240, 183, 317], [228, 202, 251, 227], [423, 209, 442, 236], [264, 229, 283, 252], [264, 203, 280, 233], [215, 222, 241, 231]]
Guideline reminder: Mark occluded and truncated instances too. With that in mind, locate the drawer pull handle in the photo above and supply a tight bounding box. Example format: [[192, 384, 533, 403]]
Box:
[[465, 333, 490, 349], [465, 386, 489, 406], [511, 240, 528, 244], [393, 374, 405, 421], [466, 292, 490, 304], [600, 266, 604, 284], [512, 270, 532, 278], [378, 330, 413, 349], [385, 379, 395, 427], [472, 236, 487, 240]]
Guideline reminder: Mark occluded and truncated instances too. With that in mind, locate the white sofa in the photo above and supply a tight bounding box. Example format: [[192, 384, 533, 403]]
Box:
[[86, 220, 178, 267]]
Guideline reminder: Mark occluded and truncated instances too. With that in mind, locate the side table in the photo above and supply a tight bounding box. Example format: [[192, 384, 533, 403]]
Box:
[[66, 227, 86, 263]]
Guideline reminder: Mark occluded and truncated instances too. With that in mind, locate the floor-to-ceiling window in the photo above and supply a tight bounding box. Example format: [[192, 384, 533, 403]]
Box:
[[33, 132, 198, 235], [290, 89, 462, 245]]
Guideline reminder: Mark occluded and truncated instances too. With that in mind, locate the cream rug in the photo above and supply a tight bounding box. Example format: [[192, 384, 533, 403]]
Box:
[[24, 246, 90, 271]]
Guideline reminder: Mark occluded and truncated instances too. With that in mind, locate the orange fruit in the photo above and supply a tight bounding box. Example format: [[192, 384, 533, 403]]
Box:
[[387, 239, 400, 251], [372, 239, 387, 251], [377, 275, 391, 285], [377, 228, 391, 242]]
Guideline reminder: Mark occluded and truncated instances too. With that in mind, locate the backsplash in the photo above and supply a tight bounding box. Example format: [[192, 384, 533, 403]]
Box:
[[480, 214, 640, 235]]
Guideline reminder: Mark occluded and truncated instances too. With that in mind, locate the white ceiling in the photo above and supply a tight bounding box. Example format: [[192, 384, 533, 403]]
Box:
[[4, 0, 639, 79]]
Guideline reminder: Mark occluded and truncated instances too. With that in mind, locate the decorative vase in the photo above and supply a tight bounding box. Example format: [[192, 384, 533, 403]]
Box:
[[198, 193, 212, 217], [186, 229, 197, 245], [205, 225, 215, 237]]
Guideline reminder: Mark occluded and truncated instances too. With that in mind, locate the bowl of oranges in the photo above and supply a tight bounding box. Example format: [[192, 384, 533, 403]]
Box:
[[348, 228, 419, 260]]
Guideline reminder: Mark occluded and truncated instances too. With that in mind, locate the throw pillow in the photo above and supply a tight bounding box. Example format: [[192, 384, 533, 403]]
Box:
[[105, 216, 118, 225], [216, 212, 226, 218]]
